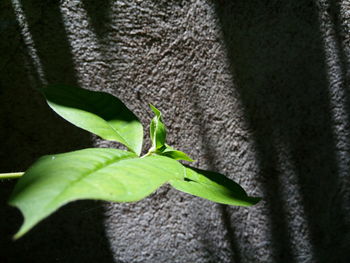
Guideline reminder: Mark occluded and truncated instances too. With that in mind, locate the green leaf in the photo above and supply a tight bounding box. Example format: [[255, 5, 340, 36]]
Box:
[[148, 105, 193, 162], [159, 144, 194, 162], [42, 85, 143, 155], [170, 167, 260, 206], [161, 150, 194, 162], [149, 104, 166, 150], [9, 148, 184, 239]]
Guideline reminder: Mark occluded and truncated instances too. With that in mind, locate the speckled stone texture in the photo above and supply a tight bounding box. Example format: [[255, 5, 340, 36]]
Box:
[[1, 0, 350, 262]]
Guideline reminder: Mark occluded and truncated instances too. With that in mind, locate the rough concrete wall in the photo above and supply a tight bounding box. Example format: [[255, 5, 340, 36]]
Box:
[[1, 0, 350, 262]]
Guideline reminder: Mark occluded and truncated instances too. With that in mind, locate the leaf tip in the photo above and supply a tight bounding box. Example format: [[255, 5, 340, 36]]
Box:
[[149, 104, 161, 117], [243, 196, 262, 206], [13, 231, 23, 241], [10, 216, 30, 240], [12, 220, 32, 240]]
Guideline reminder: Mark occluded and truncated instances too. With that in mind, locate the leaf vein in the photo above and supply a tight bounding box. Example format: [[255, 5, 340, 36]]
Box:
[[45, 154, 136, 210]]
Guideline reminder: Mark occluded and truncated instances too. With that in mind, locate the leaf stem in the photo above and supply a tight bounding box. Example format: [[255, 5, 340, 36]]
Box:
[[141, 152, 152, 158], [0, 172, 24, 180], [141, 148, 155, 158]]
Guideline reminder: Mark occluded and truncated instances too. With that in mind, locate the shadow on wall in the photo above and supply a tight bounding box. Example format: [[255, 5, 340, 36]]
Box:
[[0, 1, 115, 262], [214, 0, 350, 263], [82, 0, 112, 39], [189, 88, 245, 263]]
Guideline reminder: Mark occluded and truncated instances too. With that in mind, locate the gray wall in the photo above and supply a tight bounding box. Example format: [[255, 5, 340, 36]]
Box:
[[1, 0, 350, 262]]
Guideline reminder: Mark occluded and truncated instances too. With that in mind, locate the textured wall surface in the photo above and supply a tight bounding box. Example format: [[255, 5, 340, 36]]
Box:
[[1, 0, 350, 262]]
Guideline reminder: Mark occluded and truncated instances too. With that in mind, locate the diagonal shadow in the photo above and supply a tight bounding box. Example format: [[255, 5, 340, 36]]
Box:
[[0, 1, 116, 262], [328, 0, 350, 92], [214, 0, 350, 262], [319, 0, 350, 261], [190, 90, 243, 263]]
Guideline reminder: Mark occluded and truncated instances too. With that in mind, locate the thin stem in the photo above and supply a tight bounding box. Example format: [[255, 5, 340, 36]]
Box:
[[141, 151, 152, 158], [0, 172, 24, 180], [141, 147, 156, 158]]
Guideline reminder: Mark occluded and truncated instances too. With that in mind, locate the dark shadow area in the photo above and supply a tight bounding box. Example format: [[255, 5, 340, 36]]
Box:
[[220, 206, 242, 263], [0, 1, 115, 262], [214, 0, 350, 262], [82, 0, 112, 39]]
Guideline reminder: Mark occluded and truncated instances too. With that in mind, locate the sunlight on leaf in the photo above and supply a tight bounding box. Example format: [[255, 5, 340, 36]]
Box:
[[9, 148, 184, 239], [42, 85, 143, 155], [170, 166, 260, 206]]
